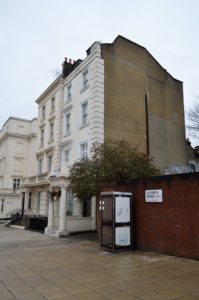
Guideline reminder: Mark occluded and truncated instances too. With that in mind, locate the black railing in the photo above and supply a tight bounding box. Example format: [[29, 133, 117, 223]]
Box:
[[10, 211, 23, 225], [8, 213, 48, 233], [27, 214, 48, 233]]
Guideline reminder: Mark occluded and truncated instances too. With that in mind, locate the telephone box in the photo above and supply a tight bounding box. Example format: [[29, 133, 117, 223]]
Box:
[[100, 191, 132, 252]]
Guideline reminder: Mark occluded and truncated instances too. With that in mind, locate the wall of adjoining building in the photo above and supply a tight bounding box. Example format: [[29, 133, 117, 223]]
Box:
[[99, 172, 199, 260], [102, 36, 187, 171]]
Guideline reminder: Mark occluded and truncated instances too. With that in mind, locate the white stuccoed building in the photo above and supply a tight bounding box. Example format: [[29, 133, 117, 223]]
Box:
[[0, 117, 37, 218], [21, 42, 103, 236]]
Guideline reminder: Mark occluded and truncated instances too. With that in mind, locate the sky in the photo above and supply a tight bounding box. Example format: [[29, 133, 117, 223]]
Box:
[[0, 0, 199, 145]]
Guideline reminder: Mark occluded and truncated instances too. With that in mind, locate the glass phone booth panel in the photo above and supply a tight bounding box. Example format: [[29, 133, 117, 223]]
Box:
[[100, 192, 132, 252], [100, 195, 113, 249], [115, 195, 131, 246]]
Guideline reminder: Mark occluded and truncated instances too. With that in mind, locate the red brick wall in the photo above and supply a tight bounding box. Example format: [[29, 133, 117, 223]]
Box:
[[99, 172, 199, 260]]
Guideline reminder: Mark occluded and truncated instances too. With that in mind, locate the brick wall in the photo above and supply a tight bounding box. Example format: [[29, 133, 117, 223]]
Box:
[[99, 172, 199, 260]]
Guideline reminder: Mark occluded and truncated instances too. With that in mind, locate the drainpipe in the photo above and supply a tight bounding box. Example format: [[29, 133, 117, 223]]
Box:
[[21, 192, 25, 217], [145, 94, 150, 156]]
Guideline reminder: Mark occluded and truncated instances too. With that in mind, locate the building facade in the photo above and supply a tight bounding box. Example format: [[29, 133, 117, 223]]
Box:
[[0, 117, 37, 218], [21, 42, 104, 236]]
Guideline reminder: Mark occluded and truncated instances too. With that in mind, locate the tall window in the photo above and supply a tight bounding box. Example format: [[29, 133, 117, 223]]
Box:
[[40, 129, 44, 147], [51, 97, 55, 113], [65, 112, 71, 134], [63, 142, 72, 163], [80, 142, 88, 159], [28, 192, 32, 210], [82, 69, 89, 89], [36, 192, 40, 213], [41, 106, 45, 121], [1, 199, 4, 212], [64, 149, 70, 163], [38, 159, 42, 174], [48, 155, 52, 172], [49, 123, 54, 142], [81, 101, 88, 126], [66, 191, 73, 215], [83, 198, 91, 217], [13, 179, 20, 191], [64, 84, 72, 104]]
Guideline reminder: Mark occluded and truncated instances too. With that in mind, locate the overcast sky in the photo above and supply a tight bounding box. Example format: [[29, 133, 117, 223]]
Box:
[[0, 0, 198, 144]]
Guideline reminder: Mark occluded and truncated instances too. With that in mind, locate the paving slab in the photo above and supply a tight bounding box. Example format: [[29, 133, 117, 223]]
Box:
[[0, 225, 199, 300]]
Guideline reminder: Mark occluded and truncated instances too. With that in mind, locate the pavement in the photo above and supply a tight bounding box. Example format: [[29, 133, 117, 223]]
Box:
[[0, 225, 199, 300]]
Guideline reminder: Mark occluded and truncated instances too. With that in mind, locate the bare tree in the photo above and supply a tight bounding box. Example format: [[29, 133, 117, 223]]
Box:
[[51, 67, 61, 78], [186, 96, 199, 140]]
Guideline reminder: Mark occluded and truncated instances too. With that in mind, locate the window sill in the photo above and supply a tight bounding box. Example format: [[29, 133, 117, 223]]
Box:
[[48, 114, 55, 121], [63, 103, 73, 113], [48, 139, 54, 144], [80, 84, 89, 93], [64, 132, 71, 138], [79, 122, 89, 129]]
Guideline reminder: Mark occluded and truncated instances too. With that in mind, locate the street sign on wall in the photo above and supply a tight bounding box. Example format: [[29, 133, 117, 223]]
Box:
[[145, 189, 163, 202]]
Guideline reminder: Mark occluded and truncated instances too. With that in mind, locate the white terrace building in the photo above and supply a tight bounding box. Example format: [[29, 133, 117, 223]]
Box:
[[21, 41, 103, 236], [0, 117, 37, 218]]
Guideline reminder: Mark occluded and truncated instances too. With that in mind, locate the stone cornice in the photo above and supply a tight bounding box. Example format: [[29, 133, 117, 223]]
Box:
[[36, 76, 62, 104], [60, 139, 72, 148], [0, 132, 36, 144], [21, 181, 49, 188], [45, 146, 55, 154], [36, 150, 45, 158]]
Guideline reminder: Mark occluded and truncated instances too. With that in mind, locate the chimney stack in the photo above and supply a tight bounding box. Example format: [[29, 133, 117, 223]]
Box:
[[62, 57, 73, 78]]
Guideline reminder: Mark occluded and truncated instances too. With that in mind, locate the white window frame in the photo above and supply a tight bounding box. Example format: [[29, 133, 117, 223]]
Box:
[[64, 112, 71, 135], [40, 129, 44, 147], [80, 141, 88, 159], [48, 155, 52, 172], [82, 69, 89, 90], [13, 179, 20, 191], [64, 84, 72, 104], [49, 122, 54, 142], [81, 101, 88, 127], [51, 97, 55, 114], [41, 106, 45, 121], [38, 159, 43, 174], [64, 149, 70, 163], [62, 141, 72, 164]]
